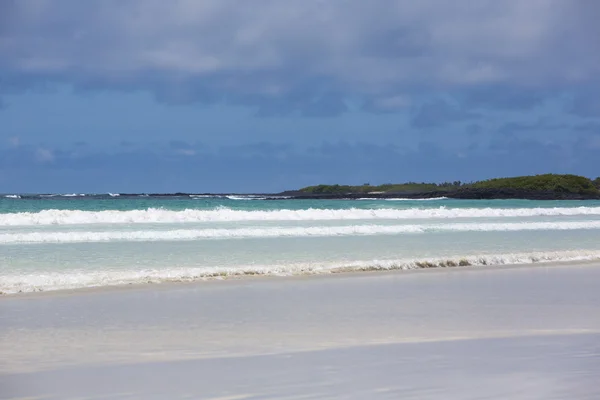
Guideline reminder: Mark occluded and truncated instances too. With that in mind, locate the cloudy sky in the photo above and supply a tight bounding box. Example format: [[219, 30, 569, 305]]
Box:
[[1, 0, 600, 193]]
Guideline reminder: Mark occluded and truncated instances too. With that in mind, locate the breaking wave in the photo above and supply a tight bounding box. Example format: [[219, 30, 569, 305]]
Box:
[[2, 221, 600, 244], [61, 193, 86, 197], [225, 195, 268, 200], [1, 206, 600, 226], [2, 250, 599, 294], [357, 197, 449, 201]]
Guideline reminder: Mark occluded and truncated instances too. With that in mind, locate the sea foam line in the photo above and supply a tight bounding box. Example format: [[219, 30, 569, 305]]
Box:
[[357, 197, 448, 201], [2, 206, 600, 226], [2, 221, 600, 244], [2, 250, 600, 294]]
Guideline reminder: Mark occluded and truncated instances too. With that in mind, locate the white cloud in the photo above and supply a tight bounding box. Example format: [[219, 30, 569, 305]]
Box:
[[35, 147, 55, 163]]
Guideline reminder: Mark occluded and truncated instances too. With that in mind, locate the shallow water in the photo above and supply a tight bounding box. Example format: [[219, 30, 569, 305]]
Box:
[[2, 195, 600, 293]]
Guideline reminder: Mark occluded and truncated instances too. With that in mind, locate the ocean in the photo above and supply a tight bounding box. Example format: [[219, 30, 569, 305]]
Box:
[[2, 194, 600, 294]]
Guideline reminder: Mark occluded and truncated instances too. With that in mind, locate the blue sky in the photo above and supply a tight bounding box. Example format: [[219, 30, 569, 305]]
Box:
[[1, 1, 600, 193]]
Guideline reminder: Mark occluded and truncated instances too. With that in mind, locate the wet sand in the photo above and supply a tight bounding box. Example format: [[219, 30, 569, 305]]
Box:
[[1, 263, 600, 399]]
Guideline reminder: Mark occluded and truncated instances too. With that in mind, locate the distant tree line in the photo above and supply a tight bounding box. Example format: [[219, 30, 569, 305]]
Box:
[[300, 174, 600, 195], [469, 174, 598, 195]]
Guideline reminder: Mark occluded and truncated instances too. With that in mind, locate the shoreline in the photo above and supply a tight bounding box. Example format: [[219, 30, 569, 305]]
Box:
[[2, 261, 600, 398], [276, 188, 600, 201], [4, 188, 600, 200], [4, 258, 600, 300]]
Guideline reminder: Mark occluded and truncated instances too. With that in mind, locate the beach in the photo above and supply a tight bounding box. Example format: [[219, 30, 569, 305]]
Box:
[[4, 2, 600, 397], [2, 196, 600, 398], [2, 262, 599, 399]]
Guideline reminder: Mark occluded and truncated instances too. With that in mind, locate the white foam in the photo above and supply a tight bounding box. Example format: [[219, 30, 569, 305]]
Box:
[[190, 195, 276, 200], [357, 197, 449, 201], [2, 221, 600, 244], [226, 195, 268, 200], [1, 206, 600, 226], [386, 197, 448, 201], [3, 250, 600, 294]]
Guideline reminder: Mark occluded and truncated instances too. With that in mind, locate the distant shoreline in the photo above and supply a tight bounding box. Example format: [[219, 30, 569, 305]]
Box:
[[275, 188, 600, 201], [2, 189, 600, 200], [3, 174, 600, 201], [282, 173, 600, 201]]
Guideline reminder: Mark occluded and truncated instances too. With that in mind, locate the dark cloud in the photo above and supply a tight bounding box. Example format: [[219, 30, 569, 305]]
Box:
[[497, 119, 569, 136], [574, 121, 600, 134], [570, 93, 600, 118], [361, 95, 411, 114], [168, 140, 192, 149], [0, 0, 19, 36], [463, 86, 547, 110], [2, 1, 600, 112], [253, 90, 348, 118], [411, 99, 479, 128], [1, 1, 600, 192], [465, 124, 482, 136], [361, 26, 431, 59], [466, 141, 479, 151]]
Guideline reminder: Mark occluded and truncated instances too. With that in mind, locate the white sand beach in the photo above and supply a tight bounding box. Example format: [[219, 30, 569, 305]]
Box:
[[1, 263, 600, 399], [4, 1, 600, 398]]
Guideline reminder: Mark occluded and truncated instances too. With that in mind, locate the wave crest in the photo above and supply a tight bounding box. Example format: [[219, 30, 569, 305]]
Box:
[[2, 206, 600, 226], [2, 250, 599, 294], [2, 221, 600, 244]]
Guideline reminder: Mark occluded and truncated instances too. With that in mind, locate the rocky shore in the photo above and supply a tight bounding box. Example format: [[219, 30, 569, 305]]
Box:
[[276, 187, 600, 201]]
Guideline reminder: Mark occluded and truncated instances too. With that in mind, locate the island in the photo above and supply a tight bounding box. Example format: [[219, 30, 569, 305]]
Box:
[[6, 174, 600, 200], [278, 174, 600, 200]]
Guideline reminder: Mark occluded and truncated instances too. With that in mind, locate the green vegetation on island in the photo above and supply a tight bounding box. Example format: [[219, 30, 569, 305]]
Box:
[[300, 181, 462, 195], [469, 174, 598, 195], [299, 174, 600, 196]]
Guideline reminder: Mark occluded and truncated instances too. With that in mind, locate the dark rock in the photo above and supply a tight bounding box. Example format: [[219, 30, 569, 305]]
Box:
[[274, 188, 600, 201]]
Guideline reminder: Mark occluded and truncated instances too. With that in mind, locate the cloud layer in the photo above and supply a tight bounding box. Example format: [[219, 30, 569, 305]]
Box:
[[2, 0, 600, 110], [1, 1, 600, 192]]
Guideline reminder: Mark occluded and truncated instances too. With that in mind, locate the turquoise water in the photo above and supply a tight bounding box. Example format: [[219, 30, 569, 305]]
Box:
[[2, 195, 600, 294], [3, 195, 600, 212]]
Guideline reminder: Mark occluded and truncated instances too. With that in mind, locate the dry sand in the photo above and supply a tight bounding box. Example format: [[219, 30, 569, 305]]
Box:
[[1, 263, 599, 399]]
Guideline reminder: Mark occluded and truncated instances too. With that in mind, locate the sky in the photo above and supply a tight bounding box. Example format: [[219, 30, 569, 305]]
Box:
[[1, 0, 600, 193]]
